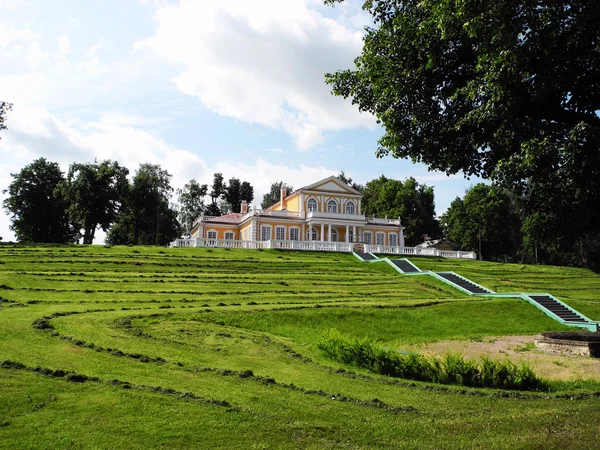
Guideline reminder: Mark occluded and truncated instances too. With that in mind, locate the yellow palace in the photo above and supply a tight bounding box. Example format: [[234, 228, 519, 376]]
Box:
[[171, 176, 475, 258]]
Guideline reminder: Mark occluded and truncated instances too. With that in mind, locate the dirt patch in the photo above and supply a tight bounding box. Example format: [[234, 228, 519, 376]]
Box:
[[404, 336, 600, 381], [64, 345, 83, 353]]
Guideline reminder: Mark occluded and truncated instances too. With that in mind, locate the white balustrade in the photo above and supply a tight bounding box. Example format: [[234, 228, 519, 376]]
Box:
[[170, 238, 475, 258]]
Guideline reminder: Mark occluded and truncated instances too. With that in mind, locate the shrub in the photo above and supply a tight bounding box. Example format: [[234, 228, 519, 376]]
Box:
[[317, 329, 548, 391]]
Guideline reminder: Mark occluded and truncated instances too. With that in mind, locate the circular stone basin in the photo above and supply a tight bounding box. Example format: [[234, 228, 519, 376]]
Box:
[[535, 332, 600, 358]]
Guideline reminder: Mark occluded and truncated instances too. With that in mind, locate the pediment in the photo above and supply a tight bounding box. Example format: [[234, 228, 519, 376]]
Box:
[[300, 176, 362, 196]]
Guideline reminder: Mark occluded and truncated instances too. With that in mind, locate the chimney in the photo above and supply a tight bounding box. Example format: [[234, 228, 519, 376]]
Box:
[[241, 200, 248, 214], [280, 184, 288, 210]]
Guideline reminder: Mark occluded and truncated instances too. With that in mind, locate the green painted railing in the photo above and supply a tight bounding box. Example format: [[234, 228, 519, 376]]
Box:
[[352, 252, 598, 332]]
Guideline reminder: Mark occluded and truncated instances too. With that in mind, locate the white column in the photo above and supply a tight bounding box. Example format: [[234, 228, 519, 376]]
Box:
[[302, 223, 305, 241], [321, 223, 325, 241], [346, 225, 349, 243], [358, 199, 362, 214], [328, 224, 332, 242], [300, 193, 305, 213], [320, 195, 325, 212], [352, 225, 356, 243]]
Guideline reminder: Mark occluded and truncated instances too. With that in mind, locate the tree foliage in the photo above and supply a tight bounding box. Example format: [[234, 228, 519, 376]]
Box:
[[0, 101, 12, 139], [2, 158, 75, 243], [362, 176, 441, 246], [441, 184, 522, 261], [337, 171, 364, 192], [59, 160, 129, 244], [177, 180, 208, 237], [325, 0, 600, 269], [261, 181, 294, 210], [106, 164, 180, 246]]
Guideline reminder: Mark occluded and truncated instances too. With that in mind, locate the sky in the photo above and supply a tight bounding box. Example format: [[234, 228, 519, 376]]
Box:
[[0, 0, 481, 243]]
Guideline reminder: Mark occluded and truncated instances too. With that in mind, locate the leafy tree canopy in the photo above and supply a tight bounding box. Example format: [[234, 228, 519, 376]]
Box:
[[440, 184, 522, 261], [337, 171, 364, 192], [0, 101, 12, 139], [107, 163, 180, 246], [362, 175, 441, 246], [261, 181, 294, 210], [177, 180, 208, 237], [2, 158, 75, 243], [59, 160, 129, 244]]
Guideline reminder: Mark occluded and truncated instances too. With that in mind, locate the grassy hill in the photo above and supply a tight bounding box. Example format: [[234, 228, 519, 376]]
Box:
[[1, 245, 599, 449]]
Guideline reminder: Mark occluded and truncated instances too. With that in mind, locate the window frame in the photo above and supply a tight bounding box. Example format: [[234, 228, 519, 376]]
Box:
[[306, 227, 318, 241], [289, 227, 300, 241], [307, 198, 318, 212], [207, 230, 218, 240], [327, 199, 338, 213], [275, 226, 286, 241], [389, 233, 398, 247], [376, 232, 385, 246], [363, 231, 372, 245], [260, 225, 272, 241], [224, 231, 235, 240], [345, 201, 355, 215]]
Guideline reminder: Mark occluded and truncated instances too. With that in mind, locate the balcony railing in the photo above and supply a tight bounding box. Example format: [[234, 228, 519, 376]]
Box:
[[364, 244, 476, 259], [170, 239, 476, 259], [306, 211, 365, 221]]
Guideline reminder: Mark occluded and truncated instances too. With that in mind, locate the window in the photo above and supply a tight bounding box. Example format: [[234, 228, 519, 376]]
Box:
[[327, 200, 338, 213], [289, 227, 299, 241], [260, 226, 271, 241], [331, 228, 338, 242], [306, 227, 318, 241], [376, 232, 385, 246], [224, 231, 234, 240], [345, 201, 355, 215], [207, 230, 217, 239], [307, 198, 318, 212], [389, 233, 398, 247], [275, 226, 286, 241], [349, 228, 354, 243], [363, 231, 372, 245]]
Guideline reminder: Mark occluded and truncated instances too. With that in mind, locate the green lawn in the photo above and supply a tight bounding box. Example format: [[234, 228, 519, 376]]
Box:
[[1, 245, 599, 449]]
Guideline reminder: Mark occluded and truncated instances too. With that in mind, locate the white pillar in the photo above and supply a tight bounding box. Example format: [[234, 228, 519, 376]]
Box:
[[328, 224, 332, 242], [358, 199, 362, 215], [302, 223, 305, 241], [320, 223, 324, 241], [352, 225, 356, 243], [300, 193, 305, 213], [346, 225, 349, 243]]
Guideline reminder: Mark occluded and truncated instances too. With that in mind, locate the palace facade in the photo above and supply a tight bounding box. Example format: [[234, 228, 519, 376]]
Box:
[[171, 176, 475, 259], [187, 176, 402, 249]]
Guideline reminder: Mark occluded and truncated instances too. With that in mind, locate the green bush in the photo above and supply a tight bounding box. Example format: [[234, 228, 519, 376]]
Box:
[[317, 329, 548, 391]]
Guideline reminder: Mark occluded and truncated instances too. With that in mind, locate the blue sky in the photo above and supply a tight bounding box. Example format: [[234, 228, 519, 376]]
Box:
[[0, 0, 480, 242]]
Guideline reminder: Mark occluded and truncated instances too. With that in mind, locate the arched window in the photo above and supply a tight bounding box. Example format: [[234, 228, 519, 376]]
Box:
[[327, 200, 338, 213], [307, 198, 318, 212], [345, 201, 356, 215], [331, 228, 338, 242], [306, 227, 318, 241]]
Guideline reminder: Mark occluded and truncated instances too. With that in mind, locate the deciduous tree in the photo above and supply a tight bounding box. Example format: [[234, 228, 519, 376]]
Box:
[[2, 158, 75, 243], [59, 160, 129, 244], [177, 180, 208, 237], [261, 181, 293, 210]]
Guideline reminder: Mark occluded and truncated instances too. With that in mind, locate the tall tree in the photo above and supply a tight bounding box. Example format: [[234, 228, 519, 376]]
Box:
[[59, 160, 129, 244], [440, 184, 522, 261], [107, 163, 180, 246], [2, 158, 75, 243], [222, 178, 255, 213], [261, 181, 294, 210], [325, 0, 600, 266], [177, 180, 208, 237], [0, 101, 12, 139], [240, 181, 254, 205], [206, 173, 225, 216], [361, 176, 440, 246], [337, 171, 364, 192]]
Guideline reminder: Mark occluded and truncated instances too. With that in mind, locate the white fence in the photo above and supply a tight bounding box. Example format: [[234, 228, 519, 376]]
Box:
[[364, 244, 476, 259], [170, 239, 476, 259]]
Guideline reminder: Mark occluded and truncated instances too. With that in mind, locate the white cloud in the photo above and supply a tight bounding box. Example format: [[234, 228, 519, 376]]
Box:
[[137, 0, 376, 150], [0, 107, 337, 242]]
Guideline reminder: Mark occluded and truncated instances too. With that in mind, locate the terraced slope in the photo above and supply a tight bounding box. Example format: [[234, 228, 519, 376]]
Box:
[[1, 246, 600, 449]]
